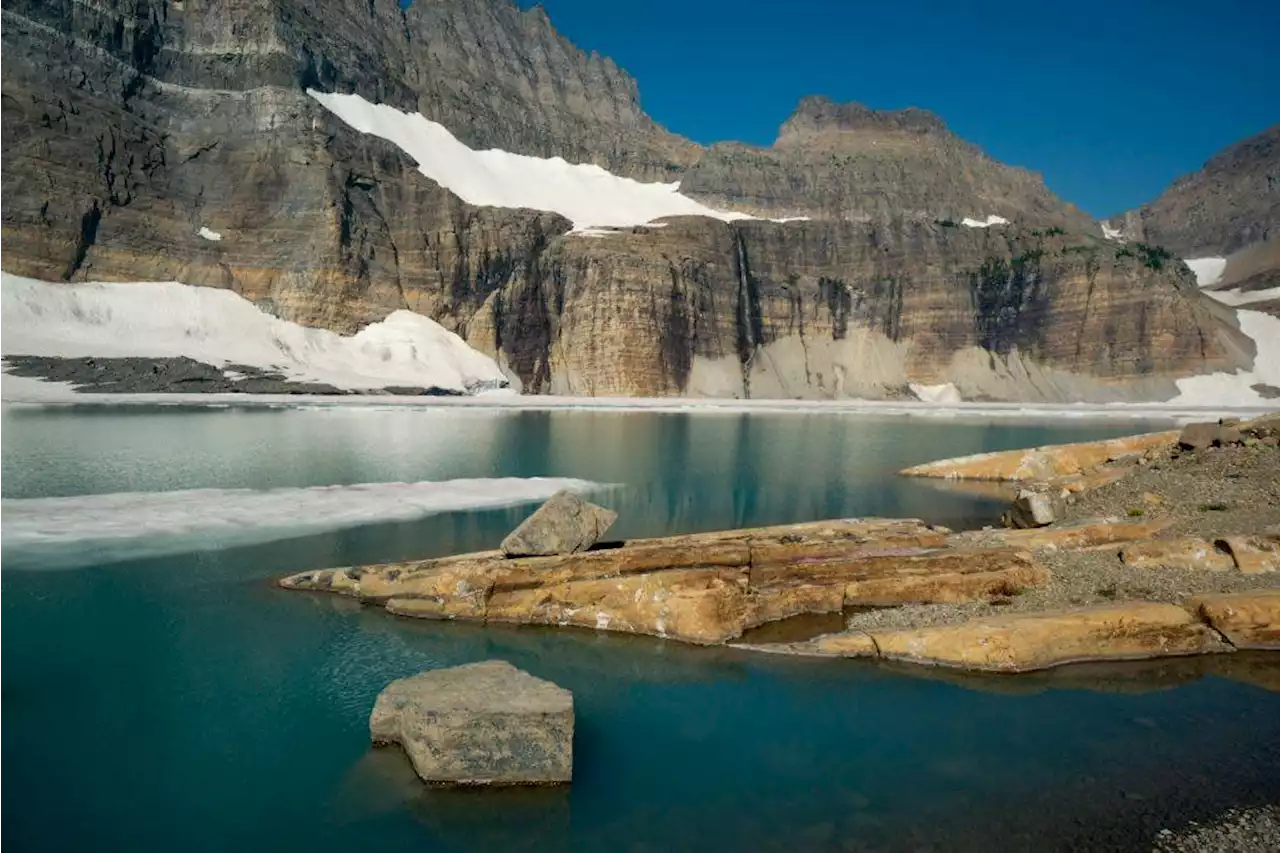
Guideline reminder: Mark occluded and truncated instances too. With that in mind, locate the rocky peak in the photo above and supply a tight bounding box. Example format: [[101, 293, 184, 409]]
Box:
[[776, 95, 949, 144], [1112, 124, 1279, 257]]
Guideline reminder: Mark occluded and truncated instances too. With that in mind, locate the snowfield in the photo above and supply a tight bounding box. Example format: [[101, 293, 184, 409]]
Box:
[[1171, 309, 1280, 406], [0, 273, 507, 393], [1184, 257, 1227, 287], [308, 89, 754, 231], [961, 215, 1010, 228]]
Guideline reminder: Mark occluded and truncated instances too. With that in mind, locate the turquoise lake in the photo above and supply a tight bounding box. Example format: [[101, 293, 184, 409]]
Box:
[[3, 404, 1278, 852]]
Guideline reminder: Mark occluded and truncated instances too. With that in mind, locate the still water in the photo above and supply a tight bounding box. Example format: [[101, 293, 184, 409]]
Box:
[[3, 405, 1278, 852]]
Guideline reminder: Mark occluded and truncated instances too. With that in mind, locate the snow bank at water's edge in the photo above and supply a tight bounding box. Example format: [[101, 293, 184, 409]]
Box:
[[1171, 310, 1280, 406], [0, 274, 507, 393], [2, 477, 608, 570]]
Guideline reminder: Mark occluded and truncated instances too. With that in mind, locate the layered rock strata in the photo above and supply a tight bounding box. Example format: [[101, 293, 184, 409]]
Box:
[[280, 517, 1045, 645], [0, 0, 1256, 400]]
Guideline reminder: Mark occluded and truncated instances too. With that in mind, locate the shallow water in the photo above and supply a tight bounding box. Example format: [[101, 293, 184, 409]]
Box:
[[3, 405, 1278, 853]]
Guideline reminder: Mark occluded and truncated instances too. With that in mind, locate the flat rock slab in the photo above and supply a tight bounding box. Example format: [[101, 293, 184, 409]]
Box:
[[369, 661, 573, 786], [1121, 538, 1235, 571], [898, 430, 1179, 481], [870, 602, 1231, 672], [501, 490, 617, 557], [1216, 535, 1280, 574], [1190, 590, 1280, 649]]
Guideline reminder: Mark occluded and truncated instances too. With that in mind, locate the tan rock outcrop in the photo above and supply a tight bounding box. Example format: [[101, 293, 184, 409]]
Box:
[[486, 568, 750, 645], [1190, 591, 1280, 649], [1121, 539, 1236, 572], [953, 518, 1171, 551], [843, 563, 1051, 605], [1215, 536, 1280, 574], [898, 430, 1180, 481], [869, 603, 1231, 672]]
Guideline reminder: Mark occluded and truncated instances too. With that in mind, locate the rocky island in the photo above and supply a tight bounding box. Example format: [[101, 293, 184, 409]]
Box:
[[280, 414, 1279, 674]]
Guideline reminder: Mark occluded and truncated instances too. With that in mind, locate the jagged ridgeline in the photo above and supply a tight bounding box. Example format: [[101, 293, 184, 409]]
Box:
[[0, 0, 1252, 400]]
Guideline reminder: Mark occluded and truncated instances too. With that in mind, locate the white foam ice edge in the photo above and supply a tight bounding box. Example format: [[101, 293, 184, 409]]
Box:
[[0, 273, 508, 394], [306, 89, 808, 231], [1, 477, 608, 570]]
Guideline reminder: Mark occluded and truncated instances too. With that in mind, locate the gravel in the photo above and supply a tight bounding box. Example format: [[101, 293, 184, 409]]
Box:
[[845, 442, 1280, 635], [1153, 805, 1280, 853]]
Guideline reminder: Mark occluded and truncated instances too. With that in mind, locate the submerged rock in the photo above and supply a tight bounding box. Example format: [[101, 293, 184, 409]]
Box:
[[369, 661, 574, 786], [501, 490, 618, 557]]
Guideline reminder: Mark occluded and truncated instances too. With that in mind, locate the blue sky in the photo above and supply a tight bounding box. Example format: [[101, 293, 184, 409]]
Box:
[[517, 0, 1278, 217]]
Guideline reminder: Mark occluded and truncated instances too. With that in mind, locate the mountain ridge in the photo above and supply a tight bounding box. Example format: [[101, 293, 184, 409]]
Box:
[[0, 0, 1260, 401]]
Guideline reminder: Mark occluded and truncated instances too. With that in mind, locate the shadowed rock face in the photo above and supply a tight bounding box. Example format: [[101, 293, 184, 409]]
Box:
[[0, 0, 1254, 399]]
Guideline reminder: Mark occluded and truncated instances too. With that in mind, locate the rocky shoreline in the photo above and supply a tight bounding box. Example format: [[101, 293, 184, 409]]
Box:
[[278, 414, 1279, 676]]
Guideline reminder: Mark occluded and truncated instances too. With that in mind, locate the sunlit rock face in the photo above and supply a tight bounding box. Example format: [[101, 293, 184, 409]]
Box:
[[0, 0, 1252, 400]]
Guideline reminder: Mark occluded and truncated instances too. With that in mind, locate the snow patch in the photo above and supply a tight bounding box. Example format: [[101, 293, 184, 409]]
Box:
[[1, 477, 607, 571], [1203, 286, 1280, 307], [1184, 257, 1227, 287], [0, 273, 507, 393], [308, 89, 752, 231], [1170, 310, 1280, 406], [961, 215, 1010, 228], [910, 382, 963, 404], [1100, 222, 1124, 241], [1182, 256, 1223, 289], [197, 226, 222, 241]]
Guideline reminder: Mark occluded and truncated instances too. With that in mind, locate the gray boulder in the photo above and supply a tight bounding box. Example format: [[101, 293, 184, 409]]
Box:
[[501, 490, 618, 557], [370, 660, 574, 786], [1004, 490, 1063, 529]]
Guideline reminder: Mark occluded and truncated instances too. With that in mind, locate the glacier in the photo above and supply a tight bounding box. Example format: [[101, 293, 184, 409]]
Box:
[[0, 273, 508, 394]]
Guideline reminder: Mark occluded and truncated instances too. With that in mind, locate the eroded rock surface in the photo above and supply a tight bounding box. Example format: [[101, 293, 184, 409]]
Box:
[[1191, 591, 1280, 649], [369, 661, 573, 786], [899, 430, 1180, 480], [862, 602, 1230, 672], [500, 491, 618, 557]]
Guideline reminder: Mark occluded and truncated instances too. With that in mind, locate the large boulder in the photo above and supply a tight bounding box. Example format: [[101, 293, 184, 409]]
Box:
[[501, 490, 618, 557], [369, 661, 574, 786], [1003, 489, 1063, 529]]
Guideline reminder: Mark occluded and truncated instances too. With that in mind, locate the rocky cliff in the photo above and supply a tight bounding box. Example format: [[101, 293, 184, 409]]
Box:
[[0, 0, 1254, 399], [1111, 125, 1279, 315]]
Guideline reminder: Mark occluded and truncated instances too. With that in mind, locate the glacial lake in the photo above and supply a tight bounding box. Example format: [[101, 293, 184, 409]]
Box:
[[3, 404, 1279, 852]]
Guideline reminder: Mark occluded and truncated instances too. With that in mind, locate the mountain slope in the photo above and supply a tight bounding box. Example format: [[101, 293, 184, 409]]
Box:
[[0, 0, 1253, 400]]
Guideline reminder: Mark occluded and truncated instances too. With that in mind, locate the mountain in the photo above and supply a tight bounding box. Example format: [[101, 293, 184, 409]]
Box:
[[0, 0, 1255, 400], [1111, 125, 1280, 315]]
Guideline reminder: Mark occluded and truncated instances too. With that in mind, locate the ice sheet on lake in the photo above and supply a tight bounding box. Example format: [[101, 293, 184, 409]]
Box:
[[2, 477, 607, 570]]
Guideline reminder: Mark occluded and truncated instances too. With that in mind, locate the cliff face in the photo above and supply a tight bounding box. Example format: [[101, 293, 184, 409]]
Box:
[[1112, 124, 1279, 257], [0, 0, 1252, 399], [1112, 124, 1279, 315], [680, 96, 1092, 229], [478, 218, 1245, 400]]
